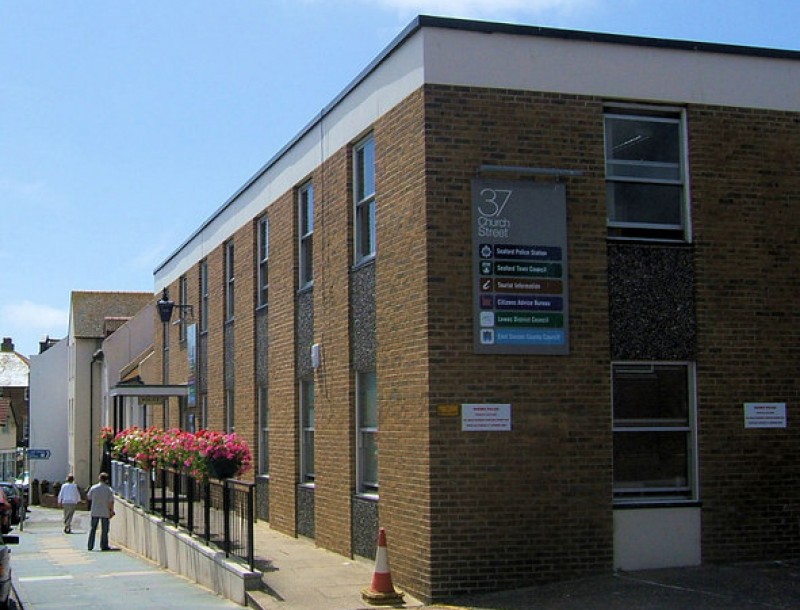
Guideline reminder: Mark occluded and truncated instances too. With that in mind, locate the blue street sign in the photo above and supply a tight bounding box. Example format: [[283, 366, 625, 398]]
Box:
[[27, 449, 51, 460]]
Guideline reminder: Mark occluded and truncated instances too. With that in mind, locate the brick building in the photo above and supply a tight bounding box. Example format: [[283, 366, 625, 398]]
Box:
[[151, 16, 800, 602]]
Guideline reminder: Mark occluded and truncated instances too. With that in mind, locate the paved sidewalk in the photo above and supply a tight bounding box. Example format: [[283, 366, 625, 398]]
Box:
[[18, 506, 799, 610], [250, 521, 424, 610], [250, 519, 800, 610], [11, 507, 240, 609]]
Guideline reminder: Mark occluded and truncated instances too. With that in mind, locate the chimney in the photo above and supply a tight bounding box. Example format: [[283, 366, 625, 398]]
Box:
[[0, 338, 13, 352], [38, 335, 60, 354]]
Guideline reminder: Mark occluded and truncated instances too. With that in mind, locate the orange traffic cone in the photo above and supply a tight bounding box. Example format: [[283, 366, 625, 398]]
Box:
[[361, 527, 405, 605]]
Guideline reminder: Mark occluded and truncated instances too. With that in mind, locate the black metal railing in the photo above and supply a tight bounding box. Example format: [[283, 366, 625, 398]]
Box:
[[111, 461, 255, 570]]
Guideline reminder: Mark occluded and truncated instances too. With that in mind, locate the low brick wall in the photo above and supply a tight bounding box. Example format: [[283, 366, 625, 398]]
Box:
[[110, 497, 261, 605], [39, 493, 89, 511]]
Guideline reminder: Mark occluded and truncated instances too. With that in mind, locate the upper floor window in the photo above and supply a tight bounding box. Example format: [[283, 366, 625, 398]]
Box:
[[199, 260, 208, 333], [225, 388, 235, 433], [605, 108, 689, 241], [225, 241, 235, 321], [612, 362, 697, 504], [199, 393, 207, 431], [178, 275, 188, 342], [354, 135, 376, 263], [298, 182, 314, 289], [257, 216, 269, 308]]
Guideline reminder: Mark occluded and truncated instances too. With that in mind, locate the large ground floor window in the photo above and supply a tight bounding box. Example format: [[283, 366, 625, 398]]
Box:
[[258, 385, 269, 476], [612, 362, 697, 504], [356, 371, 378, 495], [300, 378, 315, 484]]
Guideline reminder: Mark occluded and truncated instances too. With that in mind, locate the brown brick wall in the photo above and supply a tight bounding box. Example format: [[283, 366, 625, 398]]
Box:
[[312, 147, 357, 555], [372, 88, 435, 593], [691, 105, 800, 563], [205, 247, 226, 431], [151, 82, 799, 602], [416, 85, 612, 597], [156, 272, 195, 429], [266, 190, 299, 535], [232, 221, 258, 474]]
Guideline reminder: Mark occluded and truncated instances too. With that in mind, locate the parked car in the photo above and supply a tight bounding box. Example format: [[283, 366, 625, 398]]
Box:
[[0, 484, 20, 525], [0, 486, 19, 610]]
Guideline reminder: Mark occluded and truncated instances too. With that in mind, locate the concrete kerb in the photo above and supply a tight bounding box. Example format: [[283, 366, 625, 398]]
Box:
[[111, 498, 261, 606]]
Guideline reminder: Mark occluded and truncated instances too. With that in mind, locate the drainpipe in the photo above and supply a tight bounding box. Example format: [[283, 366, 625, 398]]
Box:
[[90, 348, 104, 484]]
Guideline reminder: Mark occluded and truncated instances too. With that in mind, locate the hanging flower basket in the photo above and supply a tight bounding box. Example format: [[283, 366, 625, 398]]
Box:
[[208, 457, 240, 479], [197, 430, 251, 479], [110, 426, 160, 469]]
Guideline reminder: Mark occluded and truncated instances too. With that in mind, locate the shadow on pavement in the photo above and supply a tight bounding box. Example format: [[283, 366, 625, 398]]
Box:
[[432, 561, 800, 610]]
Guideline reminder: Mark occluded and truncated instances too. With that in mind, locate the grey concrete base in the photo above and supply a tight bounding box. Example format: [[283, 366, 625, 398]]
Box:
[[110, 498, 262, 605]]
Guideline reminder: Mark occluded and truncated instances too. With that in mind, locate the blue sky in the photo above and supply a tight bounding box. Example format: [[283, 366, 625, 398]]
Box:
[[1, 0, 798, 357]]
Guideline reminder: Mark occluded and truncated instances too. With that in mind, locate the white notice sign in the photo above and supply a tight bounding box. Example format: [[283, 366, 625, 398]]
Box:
[[462, 404, 512, 432], [744, 403, 787, 429]]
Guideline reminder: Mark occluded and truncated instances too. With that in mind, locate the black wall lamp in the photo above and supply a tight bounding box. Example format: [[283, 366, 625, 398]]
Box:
[[156, 288, 194, 324]]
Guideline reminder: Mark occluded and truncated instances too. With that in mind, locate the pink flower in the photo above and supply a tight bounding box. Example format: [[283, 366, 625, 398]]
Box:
[[110, 426, 252, 479]]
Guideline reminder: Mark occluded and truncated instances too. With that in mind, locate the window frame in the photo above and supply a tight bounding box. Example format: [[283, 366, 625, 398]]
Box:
[[258, 385, 269, 476], [178, 275, 188, 342], [257, 216, 269, 309], [356, 371, 378, 496], [225, 241, 235, 322], [199, 392, 207, 431], [199, 260, 209, 334], [298, 182, 314, 289], [612, 361, 699, 506], [225, 389, 235, 434], [300, 378, 315, 484], [353, 135, 376, 265], [604, 105, 691, 242]]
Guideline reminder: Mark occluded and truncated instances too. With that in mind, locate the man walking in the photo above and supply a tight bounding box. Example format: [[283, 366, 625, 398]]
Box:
[[57, 474, 81, 533], [86, 472, 115, 551]]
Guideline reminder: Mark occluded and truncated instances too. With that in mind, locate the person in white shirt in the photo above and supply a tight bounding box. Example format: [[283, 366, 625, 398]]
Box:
[[86, 472, 115, 551], [57, 475, 81, 534]]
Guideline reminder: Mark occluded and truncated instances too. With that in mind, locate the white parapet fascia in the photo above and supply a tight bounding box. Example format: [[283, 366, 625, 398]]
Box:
[[154, 17, 800, 290]]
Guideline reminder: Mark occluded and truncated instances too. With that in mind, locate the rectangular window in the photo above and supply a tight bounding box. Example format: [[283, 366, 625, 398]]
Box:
[[356, 371, 378, 494], [605, 108, 689, 241], [354, 135, 376, 263], [200, 393, 207, 431], [199, 260, 208, 333], [178, 275, 188, 342], [258, 385, 269, 475], [225, 389, 235, 433], [298, 183, 314, 288], [225, 241, 235, 321], [300, 378, 315, 483], [257, 216, 269, 308], [612, 362, 697, 504]]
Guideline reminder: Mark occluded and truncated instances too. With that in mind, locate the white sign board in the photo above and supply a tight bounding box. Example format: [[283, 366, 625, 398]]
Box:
[[462, 404, 512, 432], [744, 402, 787, 429]]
